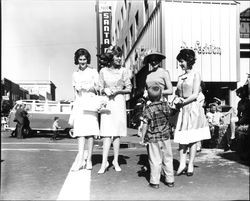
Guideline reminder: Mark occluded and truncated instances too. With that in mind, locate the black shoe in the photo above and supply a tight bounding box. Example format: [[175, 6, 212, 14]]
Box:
[[186, 172, 194, 176], [148, 183, 159, 189], [165, 182, 174, 188]]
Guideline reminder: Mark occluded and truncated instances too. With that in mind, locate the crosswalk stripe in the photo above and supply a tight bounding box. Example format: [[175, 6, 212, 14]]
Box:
[[57, 156, 91, 200]]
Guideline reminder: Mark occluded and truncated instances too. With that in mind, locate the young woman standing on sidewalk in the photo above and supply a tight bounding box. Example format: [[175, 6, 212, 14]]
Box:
[[98, 45, 132, 174], [71, 48, 100, 171], [174, 49, 210, 176]]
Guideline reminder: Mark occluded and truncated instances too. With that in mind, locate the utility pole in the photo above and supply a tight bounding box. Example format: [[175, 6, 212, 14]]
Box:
[[96, 0, 100, 71]]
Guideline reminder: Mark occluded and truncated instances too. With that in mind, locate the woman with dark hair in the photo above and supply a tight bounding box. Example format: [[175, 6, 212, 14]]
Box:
[[98, 45, 132, 174], [174, 49, 210, 176], [71, 48, 99, 171]]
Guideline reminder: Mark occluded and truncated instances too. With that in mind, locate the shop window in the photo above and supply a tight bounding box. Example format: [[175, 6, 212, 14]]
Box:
[[130, 25, 133, 38], [144, 0, 148, 10], [117, 20, 120, 31], [135, 11, 139, 26]]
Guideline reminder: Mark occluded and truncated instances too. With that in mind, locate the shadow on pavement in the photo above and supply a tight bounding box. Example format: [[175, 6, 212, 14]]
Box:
[[8, 132, 72, 140], [92, 154, 130, 167], [218, 151, 250, 167]]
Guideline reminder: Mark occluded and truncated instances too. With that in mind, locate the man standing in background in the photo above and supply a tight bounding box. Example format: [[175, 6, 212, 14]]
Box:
[[14, 104, 25, 139]]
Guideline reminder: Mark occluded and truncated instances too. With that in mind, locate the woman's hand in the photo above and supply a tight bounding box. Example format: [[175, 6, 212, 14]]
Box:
[[175, 97, 185, 109], [103, 88, 120, 99], [103, 88, 112, 96], [109, 91, 119, 99]]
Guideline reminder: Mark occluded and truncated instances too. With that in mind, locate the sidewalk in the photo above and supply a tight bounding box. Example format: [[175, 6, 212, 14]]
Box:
[[90, 128, 249, 200]]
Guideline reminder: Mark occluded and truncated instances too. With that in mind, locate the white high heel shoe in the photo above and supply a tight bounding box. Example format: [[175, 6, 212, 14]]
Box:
[[86, 161, 93, 170], [112, 161, 121, 172], [98, 161, 109, 174], [71, 161, 86, 172]]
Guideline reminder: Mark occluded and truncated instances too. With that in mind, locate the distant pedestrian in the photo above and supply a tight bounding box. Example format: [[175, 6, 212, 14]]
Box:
[[14, 104, 26, 139], [51, 117, 61, 140], [71, 48, 100, 171], [174, 49, 210, 176], [98, 45, 132, 174], [140, 85, 175, 189]]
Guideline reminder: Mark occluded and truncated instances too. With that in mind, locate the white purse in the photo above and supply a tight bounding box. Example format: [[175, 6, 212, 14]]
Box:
[[81, 95, 109, 113]]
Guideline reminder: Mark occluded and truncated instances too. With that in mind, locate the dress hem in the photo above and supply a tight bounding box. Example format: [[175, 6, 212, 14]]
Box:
[[174, 126, 211, 144]]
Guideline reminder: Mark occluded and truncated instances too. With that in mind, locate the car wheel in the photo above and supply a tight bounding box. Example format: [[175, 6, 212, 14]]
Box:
[[68, 128, 75, 138]]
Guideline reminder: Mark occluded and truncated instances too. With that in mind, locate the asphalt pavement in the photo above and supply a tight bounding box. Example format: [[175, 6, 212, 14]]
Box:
[[1, 128, 249, 200]]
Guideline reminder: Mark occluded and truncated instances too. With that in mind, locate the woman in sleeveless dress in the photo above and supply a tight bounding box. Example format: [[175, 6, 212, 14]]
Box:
[[174, 49, 210, 176]]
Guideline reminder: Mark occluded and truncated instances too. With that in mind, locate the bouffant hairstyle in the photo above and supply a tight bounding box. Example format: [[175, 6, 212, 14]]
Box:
[[147, 85, 162, 102], [74, 48, 91, 65], [97, 53, 110, 67], [176, 48, 196, 68], [104, 45, 123, 65]]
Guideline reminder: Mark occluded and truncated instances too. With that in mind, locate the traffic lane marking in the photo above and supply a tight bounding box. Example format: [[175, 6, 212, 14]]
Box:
[[2, 149, 77, 151], [57, 156, 91, 200], [2, 142, 77, 145]]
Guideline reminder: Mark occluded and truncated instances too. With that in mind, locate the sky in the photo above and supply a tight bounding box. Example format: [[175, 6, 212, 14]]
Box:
[[2, 0, 98, 101]]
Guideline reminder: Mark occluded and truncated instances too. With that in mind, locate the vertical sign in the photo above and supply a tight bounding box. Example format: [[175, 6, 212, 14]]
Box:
[[102, 11, 111, 53]]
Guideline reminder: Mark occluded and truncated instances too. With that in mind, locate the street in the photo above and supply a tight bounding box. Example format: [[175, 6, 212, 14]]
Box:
[[1, 129, 249, 200]]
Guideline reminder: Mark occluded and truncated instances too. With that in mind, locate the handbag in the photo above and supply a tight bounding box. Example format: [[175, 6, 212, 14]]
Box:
[[81, 95, 109, 113]]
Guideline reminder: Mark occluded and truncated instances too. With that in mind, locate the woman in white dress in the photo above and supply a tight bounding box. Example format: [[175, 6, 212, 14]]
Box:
[[174, 49, 210, 176], [98, 45, 132, 174], [71, 48, 99, 171]]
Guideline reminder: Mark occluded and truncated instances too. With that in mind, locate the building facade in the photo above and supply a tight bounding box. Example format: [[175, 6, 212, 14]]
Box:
[[111, 0, 249, 109], [1, 78, 56, 115], [1, 78, 30, 105], [14, 80, 56, 101]]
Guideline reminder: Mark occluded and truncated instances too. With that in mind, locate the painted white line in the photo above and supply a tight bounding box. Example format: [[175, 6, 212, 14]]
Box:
[[57, 157, 91, 200], [2, 149, 77, 151], [2, 142, 76, 145]]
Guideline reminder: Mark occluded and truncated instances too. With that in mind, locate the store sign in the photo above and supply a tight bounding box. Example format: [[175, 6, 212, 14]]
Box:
[[102, 12, 111, 53], [181, 41, 221, 55], [99, 5, 112, 12]]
